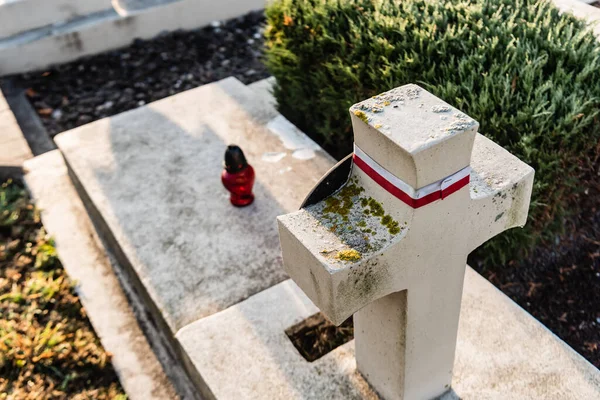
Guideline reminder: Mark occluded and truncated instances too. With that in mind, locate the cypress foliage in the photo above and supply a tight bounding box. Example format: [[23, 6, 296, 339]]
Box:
[[265, 0, 600, 267]]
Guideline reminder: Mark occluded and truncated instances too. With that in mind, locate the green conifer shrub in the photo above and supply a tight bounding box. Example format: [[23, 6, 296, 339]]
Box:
[[264, 0, 600, 267]]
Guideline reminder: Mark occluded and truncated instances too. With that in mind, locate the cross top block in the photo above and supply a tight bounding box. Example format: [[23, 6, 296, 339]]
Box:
[[351, 84, 478, 188]]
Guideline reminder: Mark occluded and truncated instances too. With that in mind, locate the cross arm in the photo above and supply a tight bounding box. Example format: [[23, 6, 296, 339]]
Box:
[[277, 167, 415, 327], [467, 134, 535, 252], [277, 208, 404, 325]]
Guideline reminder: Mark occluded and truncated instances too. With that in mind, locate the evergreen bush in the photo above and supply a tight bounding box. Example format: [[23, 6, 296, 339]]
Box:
[[265, 0, 600, 267]]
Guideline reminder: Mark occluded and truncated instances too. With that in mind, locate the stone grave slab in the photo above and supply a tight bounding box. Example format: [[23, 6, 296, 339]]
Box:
[[176, 270, 600, 400], [55, 77, 333, 335]]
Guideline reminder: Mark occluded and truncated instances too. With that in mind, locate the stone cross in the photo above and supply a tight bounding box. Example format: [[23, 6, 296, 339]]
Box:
[[278, 84, 534, 400]]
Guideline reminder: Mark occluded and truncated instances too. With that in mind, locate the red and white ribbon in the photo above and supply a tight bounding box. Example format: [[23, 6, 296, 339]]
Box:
[[353, 144, 471, 209]]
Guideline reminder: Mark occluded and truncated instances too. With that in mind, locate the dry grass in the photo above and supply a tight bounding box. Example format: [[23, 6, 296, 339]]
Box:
[[0, 180, 126, 399]]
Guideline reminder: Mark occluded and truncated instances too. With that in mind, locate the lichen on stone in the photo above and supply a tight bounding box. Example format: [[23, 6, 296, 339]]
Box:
[[431, 105, 451, 113], [353, 110, 369, 123], [322, 182, 365, 220], [364, 197, 385, 217], [335, 249, 362, 262], [445, 112, 477, 133], [308, 176, 405, 257]]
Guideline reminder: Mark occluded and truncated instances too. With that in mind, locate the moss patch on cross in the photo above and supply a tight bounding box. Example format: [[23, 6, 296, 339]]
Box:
[[308, 175, 406, 260]]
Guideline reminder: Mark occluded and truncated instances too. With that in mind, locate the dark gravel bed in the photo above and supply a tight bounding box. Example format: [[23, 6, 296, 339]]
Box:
[[4, 11, 268, 137], [470, 173, 600, 369]]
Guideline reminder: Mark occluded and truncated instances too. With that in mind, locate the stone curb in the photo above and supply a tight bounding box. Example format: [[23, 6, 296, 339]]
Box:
[[24, 150, 191, 400], [0, 86, 33, 180]]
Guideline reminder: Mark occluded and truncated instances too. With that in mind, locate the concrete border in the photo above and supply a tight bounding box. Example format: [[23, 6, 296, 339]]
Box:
[[0, 80, 56, 155], [0, 86, 32, 180], [24, 150, 197, 400], [553, 0, 600, 36], [0, 0, 111, 40], [0, 0, 265, 75]]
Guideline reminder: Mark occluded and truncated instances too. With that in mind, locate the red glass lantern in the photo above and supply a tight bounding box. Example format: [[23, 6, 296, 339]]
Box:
[[221, 145, 255, 207]]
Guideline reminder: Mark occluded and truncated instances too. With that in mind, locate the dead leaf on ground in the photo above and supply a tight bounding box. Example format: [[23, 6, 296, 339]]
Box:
[[526, 282, 542, 297], [558, 312, 568, 322], [585, 342, 599, 352]]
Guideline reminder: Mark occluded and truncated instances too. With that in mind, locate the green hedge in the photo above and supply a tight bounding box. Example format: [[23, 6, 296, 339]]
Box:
[[265, 0, 600, 267]]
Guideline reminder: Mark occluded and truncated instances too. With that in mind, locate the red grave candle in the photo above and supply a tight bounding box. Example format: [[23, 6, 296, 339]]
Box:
[[221, 145, 255, 207]]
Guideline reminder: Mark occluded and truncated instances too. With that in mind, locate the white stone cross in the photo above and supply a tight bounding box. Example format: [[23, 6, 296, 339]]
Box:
[[278, 84, 534, 400]]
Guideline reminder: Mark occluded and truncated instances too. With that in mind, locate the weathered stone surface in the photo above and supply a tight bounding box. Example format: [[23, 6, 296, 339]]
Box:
[[55, 77, 333, 333], [0, 0, 110, 40], [24, 150, 179, 400], [248, 77, 277, 109], [176, 280, 379, 400], [450, 269, 600, 399], [350, 84, 478, 188], [177, 269, 600, 400]]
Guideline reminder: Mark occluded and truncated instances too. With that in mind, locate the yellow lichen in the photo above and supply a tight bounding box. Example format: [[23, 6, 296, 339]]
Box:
[[335, 249, 362, 262], [353, 110, 369, 123], [322, 183, 365, 217]]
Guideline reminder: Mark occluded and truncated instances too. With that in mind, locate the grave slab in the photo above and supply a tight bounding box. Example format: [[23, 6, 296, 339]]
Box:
[[176, 269, 600, 400], [248, 77, 277, 109], [55, 77, 333, 336]]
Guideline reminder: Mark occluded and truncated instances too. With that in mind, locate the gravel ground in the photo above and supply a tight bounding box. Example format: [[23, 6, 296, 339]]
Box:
[[5, 11, 268, 137]]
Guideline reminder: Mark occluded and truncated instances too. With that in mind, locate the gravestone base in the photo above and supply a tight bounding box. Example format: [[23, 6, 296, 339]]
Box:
[[177, 269, 600, 400], [52, 77, 600, 399]]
